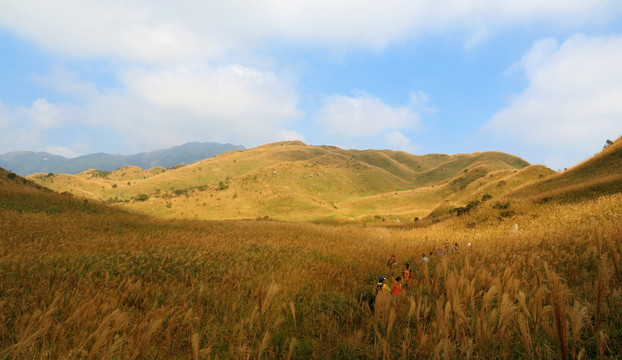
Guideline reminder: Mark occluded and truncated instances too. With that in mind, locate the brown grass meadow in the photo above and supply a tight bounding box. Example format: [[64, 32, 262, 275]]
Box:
[[1, 173, 622, 359]]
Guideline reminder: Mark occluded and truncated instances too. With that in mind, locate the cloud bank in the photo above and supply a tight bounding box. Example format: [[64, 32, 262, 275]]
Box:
[[2, 0, 619, 59]]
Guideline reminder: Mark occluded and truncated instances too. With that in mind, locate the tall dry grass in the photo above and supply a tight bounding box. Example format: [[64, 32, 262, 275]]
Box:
[[1, 182, 621, 358]]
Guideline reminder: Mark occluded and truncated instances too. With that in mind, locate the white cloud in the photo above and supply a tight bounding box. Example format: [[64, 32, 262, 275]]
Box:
[[0, 0, 212, 62], [485, 34, 622, 168], [1, 1, 620, 60], [275, 130, 305, 142], [384, 131, 420, 154], [33, 68, 100, 100], [316, 91, 419, 138], [0, 99, 68, 153], [121, 64, 298, 122], [113, 64, 299, 148], [43, 146, 81, 158], [16, 99, 68, 131], [409, 91, 436, 114]]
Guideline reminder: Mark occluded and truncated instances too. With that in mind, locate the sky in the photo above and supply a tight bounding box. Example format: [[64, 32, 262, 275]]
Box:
[[1, 1, 622, 170]]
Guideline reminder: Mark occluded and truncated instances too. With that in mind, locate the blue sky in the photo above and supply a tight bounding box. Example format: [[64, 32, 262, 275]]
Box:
[[1, 1, 622, 170]]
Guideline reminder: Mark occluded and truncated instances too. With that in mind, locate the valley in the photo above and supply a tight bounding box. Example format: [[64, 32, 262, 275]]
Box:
[[27, 141, 551, 223], [1, 138, 621, 359]]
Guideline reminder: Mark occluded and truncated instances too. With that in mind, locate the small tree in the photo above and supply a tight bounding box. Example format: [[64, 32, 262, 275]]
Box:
[[136, 194, 149, 201], [604, 139, 614, 149]]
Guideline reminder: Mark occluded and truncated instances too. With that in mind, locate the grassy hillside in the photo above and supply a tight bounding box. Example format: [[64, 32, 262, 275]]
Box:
[[506, 136, 622, 203], [424, 137, 622, 223], [2, 166, 622, 359], [27, 141, 535, 222]]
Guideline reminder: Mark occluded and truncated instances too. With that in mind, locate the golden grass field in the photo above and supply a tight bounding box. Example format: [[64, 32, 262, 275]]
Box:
[[2, 139, 622, 360]]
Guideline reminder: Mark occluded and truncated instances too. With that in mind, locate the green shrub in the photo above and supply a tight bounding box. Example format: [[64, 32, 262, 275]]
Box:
[[91, 170, 111, 178], [466, 200, 481, 209], [174, 189, 188, 196], [493, 202, 511, 210], [500, 210, 515, 218]]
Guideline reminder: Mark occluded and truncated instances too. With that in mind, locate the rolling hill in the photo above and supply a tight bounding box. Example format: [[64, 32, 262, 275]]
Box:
[[27, 141, 551, 222], [0, 141, 244, 176], [504, 136, 622, 203]]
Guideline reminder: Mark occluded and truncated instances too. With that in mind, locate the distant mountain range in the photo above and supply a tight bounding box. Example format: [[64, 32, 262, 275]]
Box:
[[0, 142, 245, 176]]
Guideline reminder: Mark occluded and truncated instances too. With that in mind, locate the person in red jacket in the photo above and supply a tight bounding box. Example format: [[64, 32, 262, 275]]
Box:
[[392, 276, 402, 296]]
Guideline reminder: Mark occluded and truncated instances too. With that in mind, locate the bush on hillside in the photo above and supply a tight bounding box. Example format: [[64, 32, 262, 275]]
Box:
[[493, 201, 511, 210], [174, 189, 188, 197], [451, 199, 482, 216]]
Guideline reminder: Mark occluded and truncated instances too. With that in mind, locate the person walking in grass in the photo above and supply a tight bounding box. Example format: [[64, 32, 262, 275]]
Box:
[[386, 254, 397, 268], [402, 263, 412, 289], [392, 276, 403, 296], [374, 276, 392, 321], [375, 276, 390, 295]]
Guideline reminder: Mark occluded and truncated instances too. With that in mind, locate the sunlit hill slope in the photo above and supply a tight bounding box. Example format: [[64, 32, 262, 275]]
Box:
[[27, 141, 550, 222], [505, 136, 622, 203]]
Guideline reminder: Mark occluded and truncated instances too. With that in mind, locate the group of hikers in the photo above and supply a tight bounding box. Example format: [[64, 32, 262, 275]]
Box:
[[374, 263, 410, 297], [375, 240, 472, 297]]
